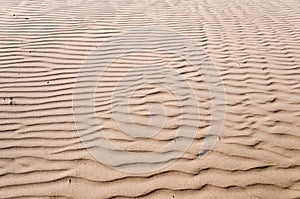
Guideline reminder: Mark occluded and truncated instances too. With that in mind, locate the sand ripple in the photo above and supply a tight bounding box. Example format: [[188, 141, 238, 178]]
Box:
[[0, 0, 299, 198]]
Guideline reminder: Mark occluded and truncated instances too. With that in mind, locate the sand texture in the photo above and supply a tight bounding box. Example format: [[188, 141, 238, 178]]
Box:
[[0, 0, 300, 198]]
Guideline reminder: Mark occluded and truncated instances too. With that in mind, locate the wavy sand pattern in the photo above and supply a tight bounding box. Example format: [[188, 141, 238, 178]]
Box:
[[0, 0, 300, 198]]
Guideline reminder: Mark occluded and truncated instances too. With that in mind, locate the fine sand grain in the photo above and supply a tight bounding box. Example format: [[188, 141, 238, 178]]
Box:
[[0, 0, 300, 198]]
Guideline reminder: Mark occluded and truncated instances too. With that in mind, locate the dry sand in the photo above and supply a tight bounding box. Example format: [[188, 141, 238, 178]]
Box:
[[0, 0, 300, 198]]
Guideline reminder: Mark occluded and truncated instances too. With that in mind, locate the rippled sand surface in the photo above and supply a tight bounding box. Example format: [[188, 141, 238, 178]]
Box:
[[0, 0, 300, 198]]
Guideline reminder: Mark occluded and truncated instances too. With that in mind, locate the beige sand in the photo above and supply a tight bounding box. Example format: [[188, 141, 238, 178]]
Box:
[[0, 0, 300, 198]]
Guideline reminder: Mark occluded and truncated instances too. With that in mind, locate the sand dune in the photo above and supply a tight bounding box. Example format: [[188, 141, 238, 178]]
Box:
[[0, 0, 300, 198]]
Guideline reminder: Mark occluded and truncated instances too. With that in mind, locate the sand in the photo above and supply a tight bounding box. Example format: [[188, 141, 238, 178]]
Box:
[[0, 0, 300, 198]]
